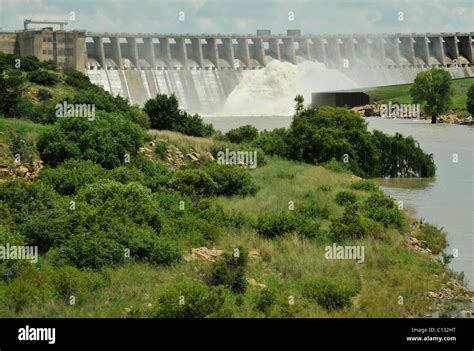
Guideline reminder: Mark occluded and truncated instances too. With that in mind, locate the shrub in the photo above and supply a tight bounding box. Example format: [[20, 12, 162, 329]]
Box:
[[205, 164, 258, 196], [350, 180, 379, 192], [64, 70, 93, 90], [107, 166, 144, 184], [50, 266, 105, 301], [4, 279, 41, 312], [144, 94, 213, 137], [335, 190, 357, 205], [304, 279, 352, 311], [209, 247, 248, 293], [256, 211, 300, 238], [363, 193, 404, 228], [171, 169, 218, 196], [39, 159, 107, 195], [255, 289, 276, 314], [154, 281, 231, 318], [27, 69, 60, 86], [467, 84, 474, 115], [53, 230, 125, 270], [225, 125, 258, 144], [252, 128, 289, 156], [36, 88, 53, 101], [174, 113, 214, 137], [148, 237, 182, 266], [154, 141, 168, 159], [322, 159, 351, 173], [416, 224, 447, 254], [330, 204, 381, 241], [37, 111, 145, 169], [0, 69, 27, 117]]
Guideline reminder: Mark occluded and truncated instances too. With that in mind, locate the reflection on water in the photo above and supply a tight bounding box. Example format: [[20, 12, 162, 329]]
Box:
[[204, 116, 473, 289], [375, 177, 436, 190]]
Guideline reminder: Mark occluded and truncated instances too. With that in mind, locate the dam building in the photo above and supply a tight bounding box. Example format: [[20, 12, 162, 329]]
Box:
[[1, 25, 473, 113]]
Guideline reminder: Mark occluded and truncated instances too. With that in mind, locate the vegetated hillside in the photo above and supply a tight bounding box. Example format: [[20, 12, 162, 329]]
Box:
[[364, 77, 474, 111], [0, 55, 471, 318]]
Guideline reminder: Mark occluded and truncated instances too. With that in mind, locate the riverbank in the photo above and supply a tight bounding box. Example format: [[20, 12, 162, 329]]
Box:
[[351, 103, 474, 125], [1, 118, 472, 317]]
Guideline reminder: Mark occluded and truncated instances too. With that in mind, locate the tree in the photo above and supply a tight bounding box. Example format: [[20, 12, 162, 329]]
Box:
[[294, 94, 305, 116], [144, 93, 181, 130], [144, 93, 213, 136], [0, 69, 26, 117], [410, 68, 453, 123], [467, 83, 474, 115]]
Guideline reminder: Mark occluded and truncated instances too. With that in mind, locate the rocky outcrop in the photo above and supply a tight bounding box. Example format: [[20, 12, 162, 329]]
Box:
[[0, 159, 43, 182]]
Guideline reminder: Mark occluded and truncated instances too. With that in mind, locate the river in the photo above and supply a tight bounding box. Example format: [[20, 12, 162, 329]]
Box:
[[204, 116, 474, 288]]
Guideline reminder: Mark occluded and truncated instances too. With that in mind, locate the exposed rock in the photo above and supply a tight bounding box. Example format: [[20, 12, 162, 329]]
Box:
[[187, 153, 199, 161], [247, 278, 267, 289], [184, 247, 224, 262], [248, 250, 260, 259], [206, 152, 215, 161]]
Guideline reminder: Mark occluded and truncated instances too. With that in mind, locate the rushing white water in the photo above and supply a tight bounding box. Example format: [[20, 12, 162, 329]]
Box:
[[222, 60, 359, 116]]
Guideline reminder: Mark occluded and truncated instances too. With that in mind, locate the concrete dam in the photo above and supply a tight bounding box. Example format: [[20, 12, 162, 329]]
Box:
[[84, 29, 473, 114], [1, 27, 473, 114]]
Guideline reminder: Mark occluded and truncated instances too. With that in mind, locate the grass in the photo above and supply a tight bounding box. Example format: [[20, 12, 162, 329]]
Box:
[[0, 126, 467, 318], [364, 77, 474, 110], [0, 117, 45, 166]]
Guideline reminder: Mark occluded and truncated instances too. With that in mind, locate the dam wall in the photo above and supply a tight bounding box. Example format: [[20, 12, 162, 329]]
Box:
[[1, 28, 473, 113]]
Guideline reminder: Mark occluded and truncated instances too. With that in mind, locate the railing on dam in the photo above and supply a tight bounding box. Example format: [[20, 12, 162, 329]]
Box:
[[84, 30, 474, 71]]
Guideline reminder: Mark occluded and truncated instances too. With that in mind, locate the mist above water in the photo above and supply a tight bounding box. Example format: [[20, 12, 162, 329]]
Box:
[[221, 60, 359, 116]]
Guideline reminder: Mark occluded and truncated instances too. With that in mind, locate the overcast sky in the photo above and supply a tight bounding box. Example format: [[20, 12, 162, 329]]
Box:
[[0, 0, 472, 34]]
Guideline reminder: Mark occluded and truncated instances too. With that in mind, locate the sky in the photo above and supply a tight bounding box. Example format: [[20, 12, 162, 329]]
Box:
[[0, 0, 472, 35]]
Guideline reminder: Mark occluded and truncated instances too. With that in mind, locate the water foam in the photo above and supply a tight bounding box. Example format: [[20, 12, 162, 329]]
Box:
[[221, 60, 358, 116]]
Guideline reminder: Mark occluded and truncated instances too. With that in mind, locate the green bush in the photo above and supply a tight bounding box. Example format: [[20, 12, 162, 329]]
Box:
[[27, 69, 60, 86], [53, 230, 125, 270], [0, 69, 27, 117], [205, 164, 258, 197], [37, 111, 145, 169], [36, 88, 53, 101], [304, 279, 352, 311], [225, 125, 258, 144], [416, 224, 447, 254], [330, 204, 382, 242], [39, 159, 107, 195], [64, 70, 93, 90], [255, 289, 276, 314], [144, 94, 213, 137], [107, 166, 144, 184], [4, 279, 41, 312], [252, 128, 289, 156], [154, 141, 168, 159], [154, 281, 231, 318], [174, 113, 214, 137], [50, 265, 105, 301], [171, 169, 218, 196], [335, 190, 357, 205], [363, 193, 404, 228], [256, 211, 300, 238], [350, 180, 379, 192], [467, 84, 474, 115], [209, 247, 248, 293], [148, 236, 182, 266]]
